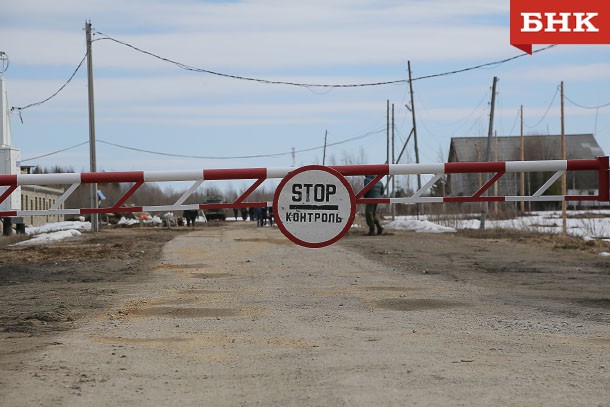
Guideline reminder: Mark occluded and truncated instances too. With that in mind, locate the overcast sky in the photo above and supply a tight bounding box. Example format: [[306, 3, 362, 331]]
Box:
[[1, 0, 609, 190]]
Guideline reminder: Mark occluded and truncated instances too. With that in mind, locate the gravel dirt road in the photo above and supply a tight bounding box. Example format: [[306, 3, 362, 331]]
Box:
[[1, 222, 609, 406]]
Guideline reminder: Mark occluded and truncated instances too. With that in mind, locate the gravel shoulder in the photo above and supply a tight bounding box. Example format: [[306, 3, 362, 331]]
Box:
[[1, 222, 609, 406]]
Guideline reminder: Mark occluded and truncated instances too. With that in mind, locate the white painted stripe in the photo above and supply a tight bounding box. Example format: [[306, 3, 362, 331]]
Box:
[[505, 196, 565, 202], [175, 180, 203, 206], [51, 183, 80, 210], [267, 167, 294, 178], [18, 209, 81, 216], [412, 174, 443, 198], [143, 170, 204, 182], [533, 171, 564, 197], [18, 173, 81, 185], [142, 204, 200, 212], [505, 160, 567, 172], [389, 163, 444, 175]]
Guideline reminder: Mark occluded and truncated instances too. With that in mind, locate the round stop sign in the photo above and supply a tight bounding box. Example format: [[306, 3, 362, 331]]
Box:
[[273, 165, 356, 248]]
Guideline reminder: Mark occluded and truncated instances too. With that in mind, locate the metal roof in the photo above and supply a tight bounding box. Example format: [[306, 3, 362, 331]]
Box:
[[448, 134, 604, 162]]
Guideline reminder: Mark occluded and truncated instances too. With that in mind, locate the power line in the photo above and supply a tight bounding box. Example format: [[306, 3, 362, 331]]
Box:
[[9, 30, 559, 113], [94, 31, 557, 87], [97, 128, 386, 160], [412, 45, 557, 81], [506, 107, 521, 136], [20, 141, 89, 162], [524, 85, 560, 129], [20, 128, 386, 163], [10, 53, 87, 114], [94, 33, 407, 89], [564, 94, 610, 110]]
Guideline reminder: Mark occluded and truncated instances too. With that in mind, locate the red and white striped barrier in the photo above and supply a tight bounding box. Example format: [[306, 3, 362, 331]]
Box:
[[0, 157, 608, 218]]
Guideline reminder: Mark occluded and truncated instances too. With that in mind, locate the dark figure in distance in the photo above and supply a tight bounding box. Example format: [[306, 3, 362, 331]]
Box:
[[267, 206, 274, 226], [363, 175, 384, 236], [259, 207, 268, 227], [183, 210, 197, 227]]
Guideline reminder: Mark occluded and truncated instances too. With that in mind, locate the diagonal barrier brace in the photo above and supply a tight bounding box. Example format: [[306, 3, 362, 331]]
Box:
[[0, 157, 608, 218]]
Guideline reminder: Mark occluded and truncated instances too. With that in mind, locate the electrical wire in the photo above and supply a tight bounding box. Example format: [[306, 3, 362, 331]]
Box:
[[413, 45, 557, 82], [94, 33, 407, 89], [94, 31, 557, 88], [524, 85, 560, 129], [506, 107, 521, 137], [10, 53, 88, 113], [97, 128, 386, 160], [564, 94, 610, 110], [18, 128, 386, 164], [20, 141, 90, 162], [9, 31, 558, 113]]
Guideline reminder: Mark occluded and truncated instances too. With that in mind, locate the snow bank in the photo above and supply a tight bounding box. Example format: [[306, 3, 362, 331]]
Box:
[[118, 217, 139, 226], [13, 221, 90, 246], [118, 216, 163, 226], [14, 229, 82, 246], [25, 221, 90, 236], [385, 218, 456, 233]]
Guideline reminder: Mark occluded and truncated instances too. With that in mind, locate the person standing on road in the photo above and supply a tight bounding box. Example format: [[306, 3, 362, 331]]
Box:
[[253, 206, 262, 226], [259, 207, 268, 227], [267, 206, 274, 226], [364, 175, 384, 236]]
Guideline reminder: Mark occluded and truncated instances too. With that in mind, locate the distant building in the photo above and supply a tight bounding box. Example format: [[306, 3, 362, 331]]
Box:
[[20, 166, 65, 226], [447, 134, 606, 209]]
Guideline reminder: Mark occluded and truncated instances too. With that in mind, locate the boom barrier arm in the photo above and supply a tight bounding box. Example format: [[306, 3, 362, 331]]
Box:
[[0, 157, 608, 218]]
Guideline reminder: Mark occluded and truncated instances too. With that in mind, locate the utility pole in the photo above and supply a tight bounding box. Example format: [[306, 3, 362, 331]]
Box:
[[407, 61, 421, 215], [493, 131, 498, 214], [322, 130, 328, 165], [386, 100, 390, 199], [480, 76, 498, 230], [391, 104, 395, 220], [85, 21, 99, 232], [520, 105, 525, 213], [561, 81, 567, 235]]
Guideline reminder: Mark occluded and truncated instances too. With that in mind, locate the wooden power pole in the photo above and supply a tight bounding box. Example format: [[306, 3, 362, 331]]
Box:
[[480, 76, 498, 230], [391, 103, 395, 220], [520, 105, 525, 213], [561, 81, 567, 234], [407, 61, 421, 216], [322, 130, 328, 165], [86, 21, 99, 232], [386, 100, 390, 199]]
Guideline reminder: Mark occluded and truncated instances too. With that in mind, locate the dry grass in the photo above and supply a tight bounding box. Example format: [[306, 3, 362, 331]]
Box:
[[458, 228, 610, 254], [0, 234, 30, 248]]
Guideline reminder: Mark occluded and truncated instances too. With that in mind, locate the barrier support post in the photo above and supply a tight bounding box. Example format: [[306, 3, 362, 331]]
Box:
[[598, 156, 609, 203]]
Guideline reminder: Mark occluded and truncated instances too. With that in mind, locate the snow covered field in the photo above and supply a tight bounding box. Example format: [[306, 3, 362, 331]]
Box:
[[385, 210, 610, 242], [384, 210, 610, 257]]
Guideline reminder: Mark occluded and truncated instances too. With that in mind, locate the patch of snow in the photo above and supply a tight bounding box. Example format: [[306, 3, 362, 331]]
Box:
[[118, 216, 163, 226], [386, 219, 456, 233], [600, 252, 610, 257], [25, 221, 90, 236], [384, 209, 610, 240], [14, 229, 82, 246], [118, 217, 139, 226]]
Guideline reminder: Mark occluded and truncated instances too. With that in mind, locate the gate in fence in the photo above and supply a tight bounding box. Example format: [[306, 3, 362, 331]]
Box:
[[1, 156, 608, 247]]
